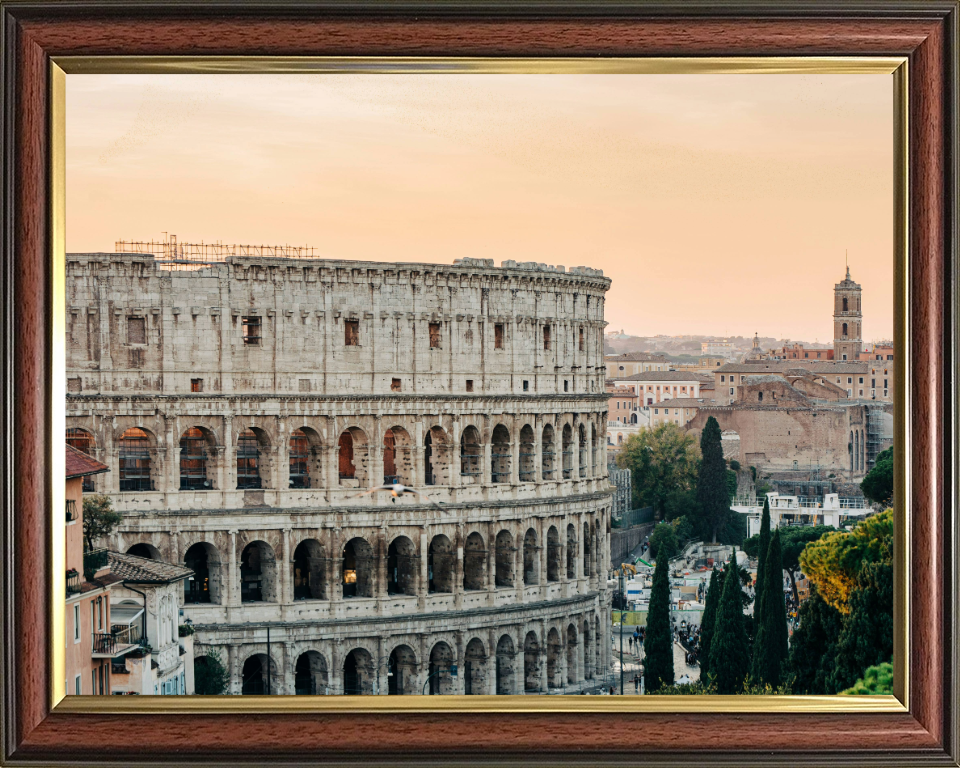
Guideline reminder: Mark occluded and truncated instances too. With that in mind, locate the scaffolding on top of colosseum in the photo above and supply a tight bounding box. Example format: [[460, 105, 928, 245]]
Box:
[[115, 234, 318, 270]]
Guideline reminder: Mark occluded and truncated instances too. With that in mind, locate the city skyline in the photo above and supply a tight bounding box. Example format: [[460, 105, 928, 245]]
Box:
[[67, 73, 894, 341]]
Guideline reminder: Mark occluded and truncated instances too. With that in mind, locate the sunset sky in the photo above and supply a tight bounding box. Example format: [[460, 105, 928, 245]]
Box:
[[66, 73, 894, 342]]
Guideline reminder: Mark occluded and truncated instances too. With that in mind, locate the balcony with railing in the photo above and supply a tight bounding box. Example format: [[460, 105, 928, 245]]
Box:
[[83, 548, 109, 579], [66, 569, 82, 595], [92, 623, 142, 658]]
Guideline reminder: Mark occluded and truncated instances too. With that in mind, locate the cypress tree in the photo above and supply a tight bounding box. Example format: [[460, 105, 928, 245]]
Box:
[[696, 416, 729, 543], [754, 497, 771, 611], [708, 551, 750, 694], [788, 586, 843, 694], [750, 530, 789, 686], [698, 567, 722, 680], [643, 552, 674, 692]]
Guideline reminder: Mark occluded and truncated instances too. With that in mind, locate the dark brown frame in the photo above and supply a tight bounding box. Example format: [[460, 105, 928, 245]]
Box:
[[1, 2, 957, 765]]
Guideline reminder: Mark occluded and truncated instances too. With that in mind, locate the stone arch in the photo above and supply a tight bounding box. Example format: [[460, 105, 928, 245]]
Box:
[[126, 542, 161, 560], [495, 530, 515, 587], [523, 631, 541, 692], [179, 426, 218, 491], [578, 423, 588, 477], [566, 523, 577, 579], [541, 424, 556, 480], [460, 425, 482, 482], [342, 537, 376, 598], [294, 650, 328, 695], [183, 541, 221, 604], [424, 425, 451, 486], [237, 427, 272, 490], [288, 427, 322, 489], [118, 426, 155, 492], [386, 535, 418, 596], [292, 538, 326, 600], [338, 427, 369, 487], [66, 427, 97, 491], [546, 627, 562, 689], [495, 634, 516, 695], [241, 652, 279, 695], [464, 637, 488, 695], [518, 424, 536, 482], [382, 425, 414, 485], [561, 424, 574, 479], [428, 534, 455, 594], [343, 647, 375, 695], [491, 424, 511, 483], [546, 525, 561, 582], [523, 528, 539, 585], [566, 623, 579, 684], [240, 540, 278, 603], [427, 641, 455, 695], [463, 531, 486, 591], [387, 643, 418, 695]]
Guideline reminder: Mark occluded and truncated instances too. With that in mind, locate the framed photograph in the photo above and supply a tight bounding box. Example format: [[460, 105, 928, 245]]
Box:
[[1, 2, 957, 766]]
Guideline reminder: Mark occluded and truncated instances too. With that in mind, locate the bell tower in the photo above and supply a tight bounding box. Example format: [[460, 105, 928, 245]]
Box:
[[833, 265, 862, 361]]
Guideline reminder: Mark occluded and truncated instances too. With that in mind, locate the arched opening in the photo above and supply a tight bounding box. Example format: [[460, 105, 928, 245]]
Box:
[[237, 428, 270, 490], [582, 619, 593, 680], [464, 638, 487, 695], [491, 424, 511, 483], [630, 413, 637, 425], [428, 534, 454, 593], [343, 648, 374, 695], [495, 635, 516, 695], [424, 426, 451, 486], [292, 539, 326, 600], [842, 296, 848, 311], [578, 424, 587, 477], [523, 631, 541, 692], [126, 543, 160, 560], [561, 424, 574, 479], [295, 651, 328, 695], [382, 426, 413, 485], [386, 536, 417, 596], [591, 424, 598, 472], [541, 424, 556, 480], [842, 322, 848, 337], [523, 528, 539, 585], [582, 521, 592, 578], [288, 428, 321, 489], [180, 427, 216, 490], [183, 542, 221, 604], [546, 628, 562, 689], [495, 530, 515, 587], [463, 532, 486, 591], [566, 624, 579, 684], [518, 424, 535, 482], [66, 427, 97, 491], [546, 526, 561, 582], [342, 537, 375, 598], [758, 391, 763, 402], [337, 428, 369, 487], [387, 644, 418, 696], [595, 616, 602, 678], [241, 654, 277, 695], [460, 426, 481, 482], [118, 427, 153, 491], [428, 641, 455, 695], [240, 541, 278, 603], [566, 524, 577, 579]]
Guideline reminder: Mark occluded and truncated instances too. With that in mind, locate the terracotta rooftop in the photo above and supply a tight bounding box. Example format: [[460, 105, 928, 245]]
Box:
[[613, 371, 706, 382], [605, 352, 670, 363], [108, 551, 193, 584], [66, 443, 109, 479], [716, 360, 869, 374]]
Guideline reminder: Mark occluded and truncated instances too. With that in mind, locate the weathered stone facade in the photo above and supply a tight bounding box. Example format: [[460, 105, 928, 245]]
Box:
[[66, 253, 614, 695]]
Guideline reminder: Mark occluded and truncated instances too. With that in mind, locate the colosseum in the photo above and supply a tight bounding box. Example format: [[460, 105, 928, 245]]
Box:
[[65, 250, 614, 695]]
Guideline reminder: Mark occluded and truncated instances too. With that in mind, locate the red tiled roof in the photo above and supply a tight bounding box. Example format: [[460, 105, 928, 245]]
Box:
[[66, 443, 109, 479]]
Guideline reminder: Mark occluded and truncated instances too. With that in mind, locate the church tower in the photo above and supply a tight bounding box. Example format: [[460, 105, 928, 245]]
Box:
[[833, 265, 862, 361]]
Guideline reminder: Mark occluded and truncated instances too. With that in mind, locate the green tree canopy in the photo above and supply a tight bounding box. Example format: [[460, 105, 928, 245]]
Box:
[[644, 553, 675, 693], [860, 446, 893, 505], [698, 567, 722, 681], [750, 530, 789, 687], [648, 522, 680, 562], [695, 417, 730, 543], [787, 586, 844, 694], [708, 553, 751, 694], [840, 662, 894, 695], [616, 423, 700, 517], [778, 525, 835, 603], [800, 510, 893, 613], [82, 494, 122, 551], [194, 649, 231, 695]]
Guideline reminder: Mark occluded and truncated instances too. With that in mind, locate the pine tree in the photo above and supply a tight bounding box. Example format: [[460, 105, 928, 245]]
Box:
[[643, 552, 674, 692], [695, 416, 729, 543], [754, 497, 771, 611], [698, 567, 722, 680], [750, 530, 789, 686], [708, 551, 750, 693]]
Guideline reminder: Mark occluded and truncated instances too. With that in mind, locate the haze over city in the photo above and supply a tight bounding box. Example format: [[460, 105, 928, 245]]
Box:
[[67, 73, 894, 342]]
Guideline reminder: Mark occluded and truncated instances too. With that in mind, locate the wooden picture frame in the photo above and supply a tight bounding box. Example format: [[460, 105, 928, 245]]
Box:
[[1, 2, 957, 765]]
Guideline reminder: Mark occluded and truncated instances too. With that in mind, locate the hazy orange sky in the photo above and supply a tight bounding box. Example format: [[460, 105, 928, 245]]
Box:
[[66, 73, 893, 341]]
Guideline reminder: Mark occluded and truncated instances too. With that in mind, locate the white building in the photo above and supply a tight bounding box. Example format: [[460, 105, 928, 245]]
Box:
[[610, 371, 706, 405], [731, 492, 874, 538]]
